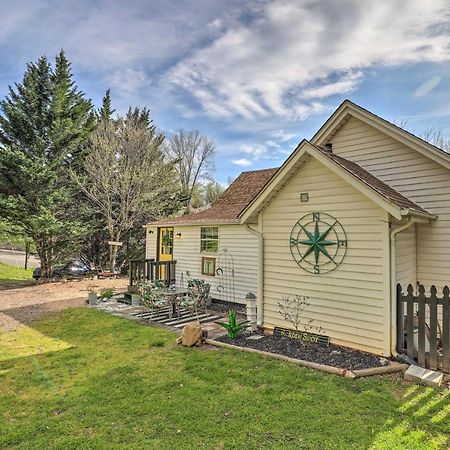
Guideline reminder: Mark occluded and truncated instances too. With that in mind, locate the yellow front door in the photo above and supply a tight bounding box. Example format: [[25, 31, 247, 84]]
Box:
[[157, 227, 173, 279]]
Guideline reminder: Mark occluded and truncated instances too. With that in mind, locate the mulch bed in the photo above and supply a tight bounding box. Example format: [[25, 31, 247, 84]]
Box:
[[215, 332, 386, 370], [209, 299, 246, 315]]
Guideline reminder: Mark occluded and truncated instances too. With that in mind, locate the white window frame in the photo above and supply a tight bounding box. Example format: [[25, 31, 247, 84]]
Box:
[[200, 227, 219, 254]]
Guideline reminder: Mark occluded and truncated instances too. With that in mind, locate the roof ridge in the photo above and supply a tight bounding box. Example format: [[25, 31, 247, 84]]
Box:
[[240, 167, 279, 174], [339, 99, 450, 161]]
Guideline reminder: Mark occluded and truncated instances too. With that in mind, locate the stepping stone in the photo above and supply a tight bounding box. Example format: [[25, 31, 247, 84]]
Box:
[[246, 335, 265, 341], [404, 365, 444, 388]]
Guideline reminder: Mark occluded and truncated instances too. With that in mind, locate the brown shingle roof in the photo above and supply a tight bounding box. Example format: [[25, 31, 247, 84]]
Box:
[[148, 167, 278, 226], [313, 144, 429, 214]]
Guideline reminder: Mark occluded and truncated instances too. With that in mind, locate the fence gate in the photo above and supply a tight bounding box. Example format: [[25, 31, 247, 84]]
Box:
[[397, 283, 450, 373]]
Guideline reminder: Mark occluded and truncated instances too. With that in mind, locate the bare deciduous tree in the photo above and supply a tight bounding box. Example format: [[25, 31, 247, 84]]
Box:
[[166, 129, 215, 206], [73, 110, 174, 271], [278, 295, 324, 334], [394, 120, 450, 153], [422, 126, 450, 152]]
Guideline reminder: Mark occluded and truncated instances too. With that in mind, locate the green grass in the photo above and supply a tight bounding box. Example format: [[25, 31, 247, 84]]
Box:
[[0, 308, 448, 449], [0, 262, 33, 281]]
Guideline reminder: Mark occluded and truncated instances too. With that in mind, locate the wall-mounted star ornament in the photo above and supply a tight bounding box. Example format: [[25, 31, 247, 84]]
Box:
[[290, 212, 347, 274]]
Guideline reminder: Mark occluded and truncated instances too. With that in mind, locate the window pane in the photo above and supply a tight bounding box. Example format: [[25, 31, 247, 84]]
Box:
[[200, 227, 218, 253]]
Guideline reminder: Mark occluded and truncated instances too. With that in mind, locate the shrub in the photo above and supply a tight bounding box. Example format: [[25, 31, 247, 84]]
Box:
[[216, 310, 249, 339]]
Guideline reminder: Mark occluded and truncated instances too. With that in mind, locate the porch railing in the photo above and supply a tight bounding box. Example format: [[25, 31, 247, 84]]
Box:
[[129, 258, 177, 287], [397, 283, 450, 373]]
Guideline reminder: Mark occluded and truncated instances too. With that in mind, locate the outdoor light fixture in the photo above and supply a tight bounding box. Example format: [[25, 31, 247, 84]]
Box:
[[148, 229, 154, 234], [176, 232, 182, 239]]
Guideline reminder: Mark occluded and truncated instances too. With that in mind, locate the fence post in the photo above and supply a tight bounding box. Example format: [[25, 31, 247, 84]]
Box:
[[406, 284, 415, 361], [443, 286, 450, 373], [429, 285, 438, 370], [417, 284, 426, 368], [396, 284, 404, 354]]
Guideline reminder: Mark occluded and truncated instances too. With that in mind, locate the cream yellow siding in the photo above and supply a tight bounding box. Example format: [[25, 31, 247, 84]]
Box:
[[395, 224, 417, 288], [261, 158, 390, 356], [145, 224, 257, 303], [145, 228, 157, 260], [331, 117, 450, 290]]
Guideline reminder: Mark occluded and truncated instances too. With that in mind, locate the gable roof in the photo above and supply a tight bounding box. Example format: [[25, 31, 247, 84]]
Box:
[[147, 167, 278, 226], [311, 144, 428, 214], [312, 99, 450, 171], [239, 140, 434, 223]]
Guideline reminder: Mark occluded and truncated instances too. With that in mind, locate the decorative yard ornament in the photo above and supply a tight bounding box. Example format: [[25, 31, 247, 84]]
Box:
[[289, 212, 347, 274]]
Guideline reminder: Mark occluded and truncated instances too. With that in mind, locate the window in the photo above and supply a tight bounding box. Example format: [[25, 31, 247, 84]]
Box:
[[202, 257, 216, 276], [200, 227, 218, 253]]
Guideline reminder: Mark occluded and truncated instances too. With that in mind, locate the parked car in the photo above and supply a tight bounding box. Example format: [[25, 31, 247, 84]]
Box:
[[32, 260, 94, 280]]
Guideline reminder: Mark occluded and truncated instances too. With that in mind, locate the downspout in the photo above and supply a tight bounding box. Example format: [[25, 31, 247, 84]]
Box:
[[246, 224, 264, 326], [389, 216, 414, 357]]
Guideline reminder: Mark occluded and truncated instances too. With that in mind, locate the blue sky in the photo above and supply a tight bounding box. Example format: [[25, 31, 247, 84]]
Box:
[[2, 0, 450, 184]]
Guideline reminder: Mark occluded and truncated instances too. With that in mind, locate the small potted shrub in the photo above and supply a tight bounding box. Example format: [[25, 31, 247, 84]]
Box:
[[88, 290, 98, 305], [131, 293, 141, 307], [99, 288, 114, 301]]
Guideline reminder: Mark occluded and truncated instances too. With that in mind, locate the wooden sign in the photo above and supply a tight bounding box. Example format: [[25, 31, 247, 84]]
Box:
[[273, 326, 330, 347], [108, 241, 123, 247]]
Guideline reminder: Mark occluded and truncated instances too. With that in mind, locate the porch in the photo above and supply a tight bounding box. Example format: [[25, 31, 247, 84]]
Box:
[[128, 258, 177, 287]]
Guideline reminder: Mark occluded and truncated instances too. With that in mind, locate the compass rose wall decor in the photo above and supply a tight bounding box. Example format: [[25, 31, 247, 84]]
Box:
[[289, 212, 347, 274]]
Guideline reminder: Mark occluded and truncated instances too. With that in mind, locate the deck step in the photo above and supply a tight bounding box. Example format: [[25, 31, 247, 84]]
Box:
[[131, 308, 220, 328], [173, 315, 220, 328]]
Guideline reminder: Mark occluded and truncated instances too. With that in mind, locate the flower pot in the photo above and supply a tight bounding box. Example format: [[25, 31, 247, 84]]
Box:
[[88, 293, 98, 305], [131, 294, 141, 307]]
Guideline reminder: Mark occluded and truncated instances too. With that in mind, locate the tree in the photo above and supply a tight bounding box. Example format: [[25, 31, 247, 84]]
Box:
[[73, 108, 178, 271], [204, 181, 225, 205], [0, 51, 95, 278], [166, 129, 215, 207], [98, 89, 115, 122], [422, 126, 450, 152], [278, 295, 324, 334]]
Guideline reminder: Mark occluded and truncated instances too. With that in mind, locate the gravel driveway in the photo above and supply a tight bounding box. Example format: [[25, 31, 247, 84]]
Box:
[[0, 277, 128, 324]]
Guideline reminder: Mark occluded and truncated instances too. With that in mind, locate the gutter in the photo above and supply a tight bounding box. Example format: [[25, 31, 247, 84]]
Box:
[[246, 224, 264, 326], [389, 216, 414, 357]]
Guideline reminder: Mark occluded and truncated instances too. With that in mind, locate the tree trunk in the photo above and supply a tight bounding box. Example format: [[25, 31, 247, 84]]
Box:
[[108, 231, 121, 272], [109, 245, 118, 273], [36, 239, 53, 281], [24, 241, 30, 270]]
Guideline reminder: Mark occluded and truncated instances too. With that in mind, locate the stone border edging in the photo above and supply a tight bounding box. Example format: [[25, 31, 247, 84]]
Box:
[[205, 339, 408, 378]]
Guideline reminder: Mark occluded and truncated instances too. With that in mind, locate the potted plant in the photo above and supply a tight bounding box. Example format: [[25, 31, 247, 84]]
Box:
[[88, 290, 98, 305], [99, 288, 114, 301], [131, 293, 141, 306]]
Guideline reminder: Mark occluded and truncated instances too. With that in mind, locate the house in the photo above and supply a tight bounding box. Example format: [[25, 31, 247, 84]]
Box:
[[145, 168, 277, 303], [146, 100, 450, 357]]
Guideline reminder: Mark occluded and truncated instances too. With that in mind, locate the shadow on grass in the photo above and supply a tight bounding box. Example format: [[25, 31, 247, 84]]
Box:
[[0, 279, 35, 291]]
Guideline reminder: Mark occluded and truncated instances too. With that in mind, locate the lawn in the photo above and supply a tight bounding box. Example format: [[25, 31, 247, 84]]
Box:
[[0, 308, 448, 449], [0, 262, 33, 281]]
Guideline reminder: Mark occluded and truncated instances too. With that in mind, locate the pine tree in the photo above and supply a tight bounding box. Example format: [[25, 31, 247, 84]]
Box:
[[98, 89, 115, 122], [0, 51, 95, 279]]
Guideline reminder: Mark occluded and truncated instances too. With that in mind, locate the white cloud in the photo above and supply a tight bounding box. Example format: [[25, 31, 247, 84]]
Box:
[[302, 72, 363, 99], [270, 130, 297, 143], [169, 0, 450, 121], [414, 76, 442, 97], [232, 158, 252, 166], [107, 68, 151, 95], [240, 144, 267, 158]]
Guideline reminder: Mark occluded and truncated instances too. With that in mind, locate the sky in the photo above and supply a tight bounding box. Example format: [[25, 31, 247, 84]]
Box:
[[1, 0, 450, 184]]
